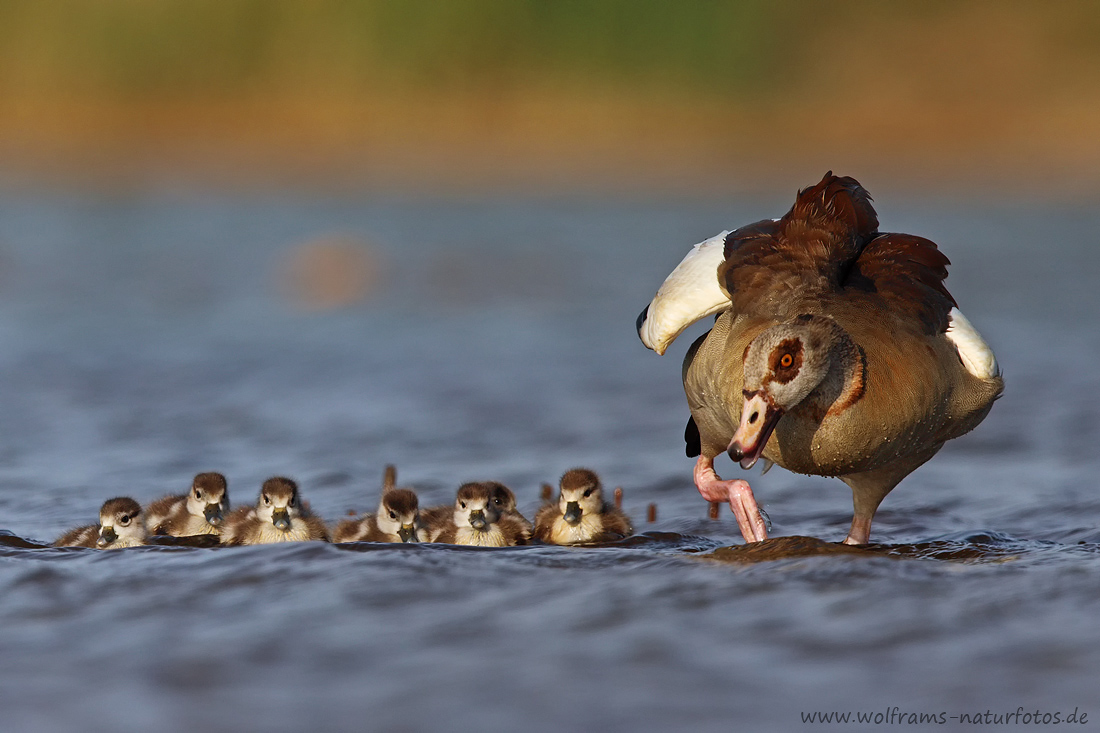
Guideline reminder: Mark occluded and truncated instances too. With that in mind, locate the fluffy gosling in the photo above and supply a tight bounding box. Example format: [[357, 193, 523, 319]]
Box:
[[533, 468, 632, 545], [54, 497, 147, 549]]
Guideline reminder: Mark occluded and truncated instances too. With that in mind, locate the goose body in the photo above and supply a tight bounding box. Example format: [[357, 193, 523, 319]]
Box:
[[637, 173, 1003, 545]]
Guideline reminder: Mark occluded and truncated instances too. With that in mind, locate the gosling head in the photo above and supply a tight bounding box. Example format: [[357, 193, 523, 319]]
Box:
[[557, 468, 604, 525], [487, 482, 517, 514], [729, 315, 843, 469], [97, 497, 146, 548], [185, 472, 229, 527], [452, 483, 499, 531], [376, 489, 422, 542], [256, 477, 302, 531]]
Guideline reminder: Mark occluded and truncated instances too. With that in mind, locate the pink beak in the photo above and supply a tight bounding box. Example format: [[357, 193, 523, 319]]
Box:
[[727, 390, 783, 469]]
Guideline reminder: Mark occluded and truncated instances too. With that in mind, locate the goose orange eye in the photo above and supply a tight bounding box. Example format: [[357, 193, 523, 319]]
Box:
[[780, 354, 793, 368]]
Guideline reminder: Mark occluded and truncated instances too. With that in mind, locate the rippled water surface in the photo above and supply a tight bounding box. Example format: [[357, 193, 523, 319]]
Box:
[[0, 187, 1097, 731]]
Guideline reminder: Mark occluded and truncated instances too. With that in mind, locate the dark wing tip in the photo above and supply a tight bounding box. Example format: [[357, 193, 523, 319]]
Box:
[[635, 304, 649, 339], [685, 415, 701, 458]]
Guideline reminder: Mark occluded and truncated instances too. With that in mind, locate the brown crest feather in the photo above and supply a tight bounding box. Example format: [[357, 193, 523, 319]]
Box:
[[718, 173, 954, 335]]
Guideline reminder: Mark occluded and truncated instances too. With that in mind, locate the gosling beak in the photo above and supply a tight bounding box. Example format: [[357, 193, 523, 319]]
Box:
[[96, 526, 117, 548], [272, 508, 291, 531], [203, 503, 224, 526], [469, 510, 487, 531], [397, 524, 417, 543], [563, 501, 582, 525], [727, 390, 784, 470]]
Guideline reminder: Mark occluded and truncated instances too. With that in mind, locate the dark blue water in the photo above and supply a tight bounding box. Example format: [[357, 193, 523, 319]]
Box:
[[0, 185, 1097, 731]]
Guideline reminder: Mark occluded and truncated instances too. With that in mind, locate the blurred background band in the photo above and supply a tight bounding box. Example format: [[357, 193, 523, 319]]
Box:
[[1, 0, 1098, 193]]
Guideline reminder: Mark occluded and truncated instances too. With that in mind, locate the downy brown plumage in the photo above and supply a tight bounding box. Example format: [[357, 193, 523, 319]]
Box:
[[145, 472, 229, 537], [429, 482, 529, 547], [533, 468, 632, 545], [54, 497, 147, 549], [221, 477, 329, 545], [333, 465, 429, 543]]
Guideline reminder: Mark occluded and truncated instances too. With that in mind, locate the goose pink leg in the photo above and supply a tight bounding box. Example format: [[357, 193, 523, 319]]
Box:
[[694, 455, 768, 543]]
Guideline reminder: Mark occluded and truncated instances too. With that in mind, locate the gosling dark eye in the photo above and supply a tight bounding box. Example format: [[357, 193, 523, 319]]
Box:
[[119, 515, 130, 526], [583, 488, 593, 498], [749, 412, 759, 424], [389, 511, 396, 519], [263, 495, 271, 505], [460, 501, 467, 509], [194, 489, 203, 500]]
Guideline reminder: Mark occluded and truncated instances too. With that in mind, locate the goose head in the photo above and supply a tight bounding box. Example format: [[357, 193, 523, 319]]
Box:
[[728, 315, 850, 469]]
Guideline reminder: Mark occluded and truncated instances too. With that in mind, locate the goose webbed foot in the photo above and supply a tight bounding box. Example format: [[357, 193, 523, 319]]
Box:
[[693, 455, 769, 544]]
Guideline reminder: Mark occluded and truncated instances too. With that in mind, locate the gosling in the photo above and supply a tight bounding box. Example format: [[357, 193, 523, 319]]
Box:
[[429, 482, 529, 547], [221, 477, 329, 545], [333, 465, 428, 543], [54, 497, 147, 549], [533, 468, 632, 545], [145, 472, 229, 537]]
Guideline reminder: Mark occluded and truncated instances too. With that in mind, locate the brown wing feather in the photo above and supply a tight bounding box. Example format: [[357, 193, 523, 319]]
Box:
[[717, 173, 950, 336], [840, 233, 955, 335], [719, 173, 879, 318]]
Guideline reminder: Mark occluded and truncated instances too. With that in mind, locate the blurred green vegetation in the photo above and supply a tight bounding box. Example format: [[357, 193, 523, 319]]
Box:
[[10, 0, 1076, 99], [0, 0, 802, 97], [3, 0, 1100, 188]]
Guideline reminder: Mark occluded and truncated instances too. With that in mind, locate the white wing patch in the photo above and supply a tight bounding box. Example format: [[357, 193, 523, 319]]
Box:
[[946, 307, 1000, 379], [638, 231, 730, 355]]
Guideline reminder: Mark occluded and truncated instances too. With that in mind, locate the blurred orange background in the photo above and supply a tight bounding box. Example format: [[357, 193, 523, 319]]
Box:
[[1, 0, 1098, 194]]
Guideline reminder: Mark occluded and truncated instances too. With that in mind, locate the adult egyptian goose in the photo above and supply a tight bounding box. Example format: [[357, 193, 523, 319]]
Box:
[[332, 465, 429, 543], [54, 497, 147, 549], [221, 477, 329, 545], [533, 468, 633, 545], [145, 472, 230, 537], [428, 482, 529, 547], [637, 173, 1003, 545]]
